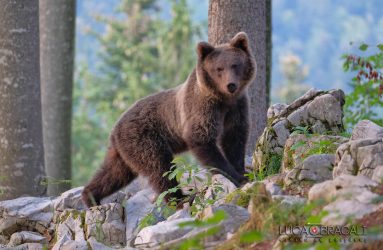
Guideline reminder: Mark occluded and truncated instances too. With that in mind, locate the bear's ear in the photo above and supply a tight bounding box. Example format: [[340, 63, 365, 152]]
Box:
[[196, 42, 214, 60], [230, 32, 250, 53]]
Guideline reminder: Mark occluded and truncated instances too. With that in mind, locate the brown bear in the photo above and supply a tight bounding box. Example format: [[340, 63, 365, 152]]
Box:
[[82, 32, 256, 207]]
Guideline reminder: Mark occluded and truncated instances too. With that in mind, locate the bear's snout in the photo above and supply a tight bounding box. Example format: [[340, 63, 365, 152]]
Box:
[[227, 83, 238, 93]]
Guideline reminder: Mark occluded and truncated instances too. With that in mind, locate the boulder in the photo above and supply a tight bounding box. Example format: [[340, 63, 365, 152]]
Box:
[[322, 200, 383, 226], [333, 138, 383, 179], [85, 203, 125, 247], [87, 237, 113, 250], [244, 155, 253, 171], [204, 174, 237, 205], [308, 174, 378, 202], [5, 243, 45, 250], [284, 154, 335, 186], [53, 186, 126, 212], [125, 188, 157, 245], [372, 165, 383, 183], [166, 204, 191, 221], [195, 204, 250, 242], [267, 103, 288, 120], [0, 197, 54, 236], [134, 218, 195, 247], [253, 89, 345, 173], [308, 175, 382, 225], [271, 195, 306, 208], [87, 236, 138, 250], [55, 240, 89, 250], [124, 176, 150, 197], [162, 204, 250, 249], [263, 180, 283, 196], [351, 120, 383, 140], [52, 210, 85, 250], [8, 231, 47, 247]]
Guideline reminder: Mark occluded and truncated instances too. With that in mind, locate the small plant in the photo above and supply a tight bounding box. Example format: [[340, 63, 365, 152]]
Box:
[[290, 125, 311, 136], [158, 156, 225, 214], [256, 153, 283, 181], [139, 156, 227, 229], [290, 139, 339, 162], [244, 172, 256, 182], [343, 43, 383, 128]]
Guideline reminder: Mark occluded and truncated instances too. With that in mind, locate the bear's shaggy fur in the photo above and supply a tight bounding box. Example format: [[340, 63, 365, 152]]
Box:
[[82, 32, 256, 207]]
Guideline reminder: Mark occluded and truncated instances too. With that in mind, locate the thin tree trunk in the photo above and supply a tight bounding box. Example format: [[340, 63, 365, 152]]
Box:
[[208, 0, 271, 156], [265, 0, 272, 106], [0, 0, 46, 200], [40, 0, 76, 196]]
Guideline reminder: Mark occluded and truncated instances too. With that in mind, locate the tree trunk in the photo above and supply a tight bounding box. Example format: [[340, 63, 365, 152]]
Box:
[[40, 0, 76, 196], [208, 0, 271, 156], [0, 0, 46, 200]]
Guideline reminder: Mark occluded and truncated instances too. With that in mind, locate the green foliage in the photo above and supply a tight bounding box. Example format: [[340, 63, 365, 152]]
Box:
[[306, 140, 338, 156], [343, 44, 383, 128], [138, 212, 158, 230], [224, 184, 262, 208], [244, 172, 256, 182], [290, 125, 311, 137], [239, 230, 263, 243], [288, 126, 343, 161], [255, 152, 282, 181], [72, 0, 203, 186], [139, 156, 226, 230], [158, 156, 224, 215], [291, 139, 338, 161]]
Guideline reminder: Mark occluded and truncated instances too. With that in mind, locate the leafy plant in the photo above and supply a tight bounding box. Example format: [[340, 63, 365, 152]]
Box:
[[290, 125, 311, 137], [306, 140, 337, 156], [343, 43, 383, 128], [290, 139, 339, 162], [157, 156, 225, 215], [258, 153, 283, 181], [139, 156, 226, 229]]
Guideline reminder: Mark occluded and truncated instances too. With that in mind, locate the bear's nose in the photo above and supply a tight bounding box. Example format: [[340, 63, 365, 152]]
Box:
[[227, 83, 237, 93]]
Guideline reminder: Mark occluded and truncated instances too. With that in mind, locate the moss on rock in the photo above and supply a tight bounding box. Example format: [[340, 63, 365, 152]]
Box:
[[225, 182, 270, 208]]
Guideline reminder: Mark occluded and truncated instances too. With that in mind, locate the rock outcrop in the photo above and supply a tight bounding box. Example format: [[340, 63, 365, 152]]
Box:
[[253, 88, 345, 173], [308, 174, 382, 225]]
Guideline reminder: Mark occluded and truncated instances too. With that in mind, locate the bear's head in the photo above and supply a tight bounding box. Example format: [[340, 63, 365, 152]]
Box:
[[196, 32, 256, 100]]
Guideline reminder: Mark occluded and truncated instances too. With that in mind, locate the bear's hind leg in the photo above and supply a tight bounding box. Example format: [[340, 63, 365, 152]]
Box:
[[82, 147, 137, 207], [117, 137, 186, 205]]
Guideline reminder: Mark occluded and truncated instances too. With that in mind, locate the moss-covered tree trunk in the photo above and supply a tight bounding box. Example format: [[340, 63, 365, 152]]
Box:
[[208, 0, 272, 156], [0, 0, 46, 200], [40, 0, 76, 195]]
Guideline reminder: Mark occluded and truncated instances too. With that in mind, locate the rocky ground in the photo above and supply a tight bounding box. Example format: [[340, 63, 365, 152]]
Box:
[[1, 88, 383, 249]]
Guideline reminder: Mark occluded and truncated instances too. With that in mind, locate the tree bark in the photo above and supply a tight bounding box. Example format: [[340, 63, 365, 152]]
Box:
[[208, 0, 271, 156], [40, 0, 76, 196], [0, 0, 46, 200]]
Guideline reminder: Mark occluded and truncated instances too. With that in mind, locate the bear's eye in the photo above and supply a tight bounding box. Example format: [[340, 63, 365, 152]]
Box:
[[217, 67, 224, 72], [231, 64, 238, 69]]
